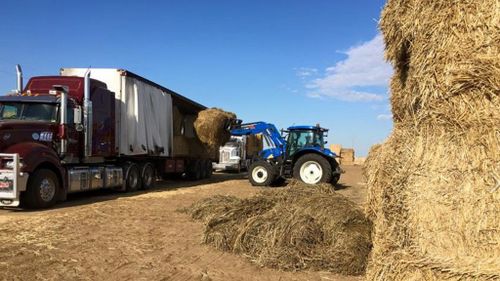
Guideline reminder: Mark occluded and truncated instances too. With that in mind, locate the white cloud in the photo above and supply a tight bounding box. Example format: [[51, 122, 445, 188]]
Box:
[[295, 67, 318, 79], [305, 33, 393, 102], [376, 114, 393, 121]]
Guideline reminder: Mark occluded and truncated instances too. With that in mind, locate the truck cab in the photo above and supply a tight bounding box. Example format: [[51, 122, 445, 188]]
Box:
[[0, 73, 116, 208], [212, 136, 249, 172]]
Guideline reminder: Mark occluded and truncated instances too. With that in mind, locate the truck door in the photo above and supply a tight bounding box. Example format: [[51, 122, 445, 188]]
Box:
[[64, 102, 81, 161]]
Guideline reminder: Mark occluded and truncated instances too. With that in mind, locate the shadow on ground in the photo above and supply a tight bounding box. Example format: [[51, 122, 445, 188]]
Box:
[[4, 172, 246, 212]]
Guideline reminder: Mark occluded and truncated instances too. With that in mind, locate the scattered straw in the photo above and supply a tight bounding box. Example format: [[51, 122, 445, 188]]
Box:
[[184, 182, 372, 275]]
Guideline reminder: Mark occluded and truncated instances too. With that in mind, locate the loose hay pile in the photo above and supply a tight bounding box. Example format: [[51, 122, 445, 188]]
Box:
[[194, 108, 236, 153], [365, 0, 500, 280], [184, 182, 372, 275]]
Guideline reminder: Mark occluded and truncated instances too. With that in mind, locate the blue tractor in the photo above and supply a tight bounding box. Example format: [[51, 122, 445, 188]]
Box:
[[230, 122, 341, 186]]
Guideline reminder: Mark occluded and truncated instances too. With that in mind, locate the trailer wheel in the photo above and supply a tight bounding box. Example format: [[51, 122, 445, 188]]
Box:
[[22, 169, 59, 209], [187, 160, 202, 180], [125, 163, 141, 191], [293, 154, 332, 185], [141, 163, 156, 190], [249, 161, 275, 186], [206, 160, 213, 178], [200, 160, 208, 179]]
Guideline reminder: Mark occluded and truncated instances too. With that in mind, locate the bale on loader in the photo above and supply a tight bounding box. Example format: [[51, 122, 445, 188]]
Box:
[[194, 108, 236, 152], [365, 0, 500, 280], [183, 182, 372, 275]]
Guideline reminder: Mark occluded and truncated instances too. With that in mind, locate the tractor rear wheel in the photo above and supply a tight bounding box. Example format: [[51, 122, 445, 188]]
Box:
[[249, 161, 275, 186], [293, 154, 332, 184]]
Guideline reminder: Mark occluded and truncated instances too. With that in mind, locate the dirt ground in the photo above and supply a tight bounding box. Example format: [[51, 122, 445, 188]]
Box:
[[0, 165, 366, 281]]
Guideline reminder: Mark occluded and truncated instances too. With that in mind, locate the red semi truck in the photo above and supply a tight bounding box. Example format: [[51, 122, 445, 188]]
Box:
[[0, 66, 214, 208]]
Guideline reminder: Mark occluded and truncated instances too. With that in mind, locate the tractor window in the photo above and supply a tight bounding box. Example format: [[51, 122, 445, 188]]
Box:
[[287, 130, 324, 156]]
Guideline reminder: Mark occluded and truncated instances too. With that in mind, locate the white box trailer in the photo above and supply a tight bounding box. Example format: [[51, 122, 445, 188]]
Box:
[[60, 68, 205, 157]]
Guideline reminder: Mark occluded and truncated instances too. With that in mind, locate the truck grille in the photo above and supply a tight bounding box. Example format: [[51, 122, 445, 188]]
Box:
[[221, 151, 230, 163]]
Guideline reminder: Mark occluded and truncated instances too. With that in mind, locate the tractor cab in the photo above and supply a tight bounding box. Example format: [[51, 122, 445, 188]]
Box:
[[284, 125, 328, 157]]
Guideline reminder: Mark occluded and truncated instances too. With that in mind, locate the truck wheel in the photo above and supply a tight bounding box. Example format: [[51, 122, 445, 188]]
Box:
[[187, 160, 202, 180], [249, 161, 275, 186], [125, 163, 141, 191], [22, 169, 59, 209], [293, 154, 332, 185], [141, 163, 155, 190], [200, 160, 208, 179], [206, 160, 213, 178]]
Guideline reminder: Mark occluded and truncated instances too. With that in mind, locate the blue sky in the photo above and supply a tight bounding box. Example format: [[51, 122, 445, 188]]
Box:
[[0, 0, 392, 156]]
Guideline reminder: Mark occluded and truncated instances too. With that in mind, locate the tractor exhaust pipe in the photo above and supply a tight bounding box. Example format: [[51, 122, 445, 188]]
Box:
[[15, 64, 23, 93], [83, 69, 92, 157]]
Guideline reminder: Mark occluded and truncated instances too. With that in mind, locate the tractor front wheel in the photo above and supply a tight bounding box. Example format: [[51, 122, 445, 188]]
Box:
[[248, 161, 275, 186]]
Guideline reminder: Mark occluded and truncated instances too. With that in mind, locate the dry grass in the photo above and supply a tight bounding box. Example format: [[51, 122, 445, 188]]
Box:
[[365, 0, 500, 280], [183, 182, 372, 275]]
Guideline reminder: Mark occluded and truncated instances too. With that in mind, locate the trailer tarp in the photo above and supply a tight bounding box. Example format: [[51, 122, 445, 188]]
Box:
[[61, 68, 173, 157]]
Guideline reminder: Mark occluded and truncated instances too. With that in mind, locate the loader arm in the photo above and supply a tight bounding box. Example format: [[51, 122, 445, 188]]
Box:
[[230, 122, 285, 151]]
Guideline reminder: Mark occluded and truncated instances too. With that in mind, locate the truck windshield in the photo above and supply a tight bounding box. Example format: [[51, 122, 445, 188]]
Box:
[[0, 102, 58, 122]]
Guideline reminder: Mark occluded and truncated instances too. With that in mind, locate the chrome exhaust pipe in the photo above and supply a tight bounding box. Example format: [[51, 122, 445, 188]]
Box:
[[53, 85, 69, 158], [15, 64, 23, 93], [83, 69, 92, 157]]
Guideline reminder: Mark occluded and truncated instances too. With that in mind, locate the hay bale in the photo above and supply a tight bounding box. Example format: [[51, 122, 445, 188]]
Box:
[[329, 144, 342, 156], [172, 135, 190, 156], [172, 105, 184, 136], [184, 182, 372, 275], [365, 0, 500, 280], [194, 108, 236, 151], [340, 148, 355, 165], [246, 134, 263, 158], [172, 135, 210, 158], [353, 157, 366, 165]]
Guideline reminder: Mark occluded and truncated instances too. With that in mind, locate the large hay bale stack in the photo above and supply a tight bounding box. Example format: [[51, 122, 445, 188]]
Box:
[[194, 108, 236, 153], [184, 182, 372, 275], [365, 0, 500, 280]]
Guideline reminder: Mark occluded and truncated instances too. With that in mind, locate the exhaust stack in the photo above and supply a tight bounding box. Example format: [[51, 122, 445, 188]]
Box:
[[52, 85, 69, 158], [15, 65, 23, 93], [83, 70, 92, 157]]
